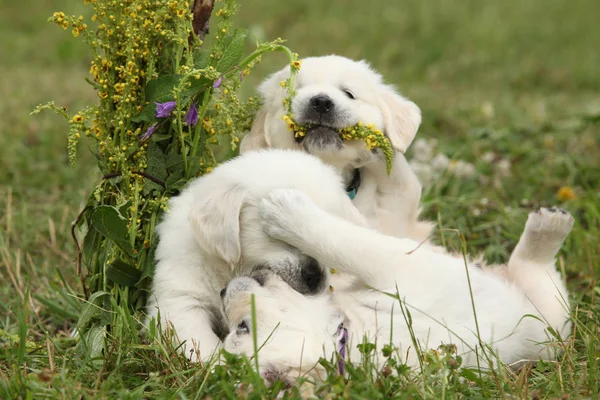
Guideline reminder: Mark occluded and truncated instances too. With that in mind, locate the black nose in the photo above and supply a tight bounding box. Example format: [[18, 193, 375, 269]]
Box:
[[310, 95, 334, 115], [220, 287, 226, 298], [301, 257, 324, 293]]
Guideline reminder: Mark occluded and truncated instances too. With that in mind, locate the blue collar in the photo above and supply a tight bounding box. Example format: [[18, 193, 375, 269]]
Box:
[[345, 169, 361, 200]]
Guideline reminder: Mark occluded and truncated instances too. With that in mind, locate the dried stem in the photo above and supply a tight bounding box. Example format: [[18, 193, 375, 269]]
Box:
[[191, 0, 215, 41]]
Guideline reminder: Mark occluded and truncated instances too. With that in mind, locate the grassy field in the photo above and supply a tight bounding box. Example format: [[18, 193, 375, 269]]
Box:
[[1, 0, 600, 398]]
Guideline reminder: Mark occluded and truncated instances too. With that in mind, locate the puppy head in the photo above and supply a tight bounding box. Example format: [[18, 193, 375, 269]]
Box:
[[220, 271, 340, 384], [186, 150, 367, 292], [188, 185, 326, 294], [241, 55, 421, 169]]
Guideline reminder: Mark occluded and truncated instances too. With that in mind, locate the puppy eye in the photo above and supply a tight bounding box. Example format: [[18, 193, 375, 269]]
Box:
[[236, 320, 250, 335], [343, 89, 356, 100]]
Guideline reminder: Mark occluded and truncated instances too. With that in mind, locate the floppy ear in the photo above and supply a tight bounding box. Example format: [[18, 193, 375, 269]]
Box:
[[240, 69, 287, 153], [188, 185, 247, 266], [240, 107, 271, 153], [379, 84, 422, 153]]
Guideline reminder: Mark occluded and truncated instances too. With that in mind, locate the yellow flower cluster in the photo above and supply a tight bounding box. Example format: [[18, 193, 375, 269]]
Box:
[[282, 114, 306, 138], [282, 115, 395, 173], [53, 0, 194, 177]]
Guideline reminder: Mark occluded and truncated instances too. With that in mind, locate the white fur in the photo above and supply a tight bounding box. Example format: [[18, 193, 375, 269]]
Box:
[[240, 55, 433, 241], [145, 149, 367, 361], [221, 188, 573, 383]]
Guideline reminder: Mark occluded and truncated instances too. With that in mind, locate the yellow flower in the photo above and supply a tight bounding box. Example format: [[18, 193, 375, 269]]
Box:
[[72, 114, 84, 123], [177, 9, 186, 18], [556, 186, 576, 202], [291, 60, 302, 69], [114, 82, 125, 93], [53, 12, 65, 23]]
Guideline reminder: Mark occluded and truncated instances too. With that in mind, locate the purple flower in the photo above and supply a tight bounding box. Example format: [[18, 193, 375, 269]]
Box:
[[140, 123, 158, 141], [213, 76, 223, 88], [154, 101, 177, 118], [185, 102, 198, 126]]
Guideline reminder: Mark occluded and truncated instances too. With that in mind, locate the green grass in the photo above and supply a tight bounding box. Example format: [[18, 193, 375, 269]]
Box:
[[1, 0, 600, 398]]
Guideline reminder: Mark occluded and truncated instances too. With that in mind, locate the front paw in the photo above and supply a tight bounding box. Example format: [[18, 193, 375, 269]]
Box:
[[259, 189, 317, 242]]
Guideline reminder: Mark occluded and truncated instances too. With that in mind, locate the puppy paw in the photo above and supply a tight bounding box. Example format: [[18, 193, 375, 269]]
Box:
[[259, 189, 318, 242], [525, 207, 574, 242]]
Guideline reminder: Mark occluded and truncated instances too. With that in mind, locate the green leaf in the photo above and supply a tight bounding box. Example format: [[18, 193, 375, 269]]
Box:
[[106, 259, 142, 287], [84, 325, 106, 360], [139, 245, 157, 283], [91, 205, 134, 257], [166, 153, 185, 172], [145, 74, 182, 103], [82, 223, 100, 265], [165, 170, 186, 193], [76, 291, 109, 331], [150, 133, 173, 142], [143, 141, 168, 195], [194, 48, 212, 69], [357, 342, 376, 355], [459, 368, 482, 384], [185, 77, 210, 98], [166, 153, 201, 177], [130, 102, 156, 123], [216, 29, 248, 73]]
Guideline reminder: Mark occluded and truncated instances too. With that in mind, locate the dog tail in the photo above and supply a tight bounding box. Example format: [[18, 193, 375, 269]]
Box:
[[507, 207, 573, 336]]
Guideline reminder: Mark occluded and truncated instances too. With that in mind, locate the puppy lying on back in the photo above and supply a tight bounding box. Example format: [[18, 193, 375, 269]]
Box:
[[146, 149, 369, 361], [221, 189, 573, 385], [241, 55, 433, 241]]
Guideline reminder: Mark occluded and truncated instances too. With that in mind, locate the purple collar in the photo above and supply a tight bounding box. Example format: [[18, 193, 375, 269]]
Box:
[[336, 322, 349, 375]]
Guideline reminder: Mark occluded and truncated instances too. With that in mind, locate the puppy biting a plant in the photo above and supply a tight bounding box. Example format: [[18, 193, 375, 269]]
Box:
[[241, 55, 434, 241]]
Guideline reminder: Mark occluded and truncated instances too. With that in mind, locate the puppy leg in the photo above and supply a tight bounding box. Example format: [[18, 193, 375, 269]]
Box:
[[362, 152, 433, 242], [147, 296, 223, 363], [510, 208, 573, 265], [260, 189, 436, 288], [507, 207, 573, 334]]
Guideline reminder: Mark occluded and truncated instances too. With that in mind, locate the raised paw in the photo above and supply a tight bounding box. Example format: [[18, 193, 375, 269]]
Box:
[[259, 189, 318, 242], [524, 207, 574, 241]]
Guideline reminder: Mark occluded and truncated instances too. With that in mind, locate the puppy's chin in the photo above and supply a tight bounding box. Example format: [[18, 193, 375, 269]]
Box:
[[299, 126, 343, 152]]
